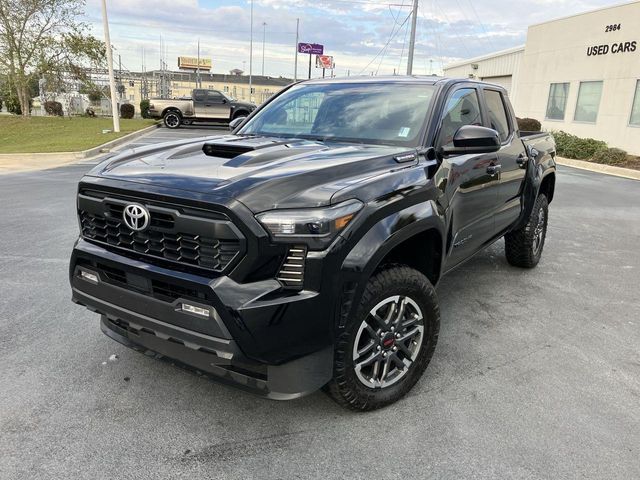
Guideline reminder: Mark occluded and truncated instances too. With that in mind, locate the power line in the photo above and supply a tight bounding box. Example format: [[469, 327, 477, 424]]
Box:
[[362, 11, 411, 75]]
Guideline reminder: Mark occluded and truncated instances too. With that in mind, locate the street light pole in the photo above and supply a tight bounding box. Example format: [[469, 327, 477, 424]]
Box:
[[406, 0, 418, 75], [248, 0, 253, 102], [261, 22, 266, 76], [100, 0, 120, 132], [294, 18, 299, 82]]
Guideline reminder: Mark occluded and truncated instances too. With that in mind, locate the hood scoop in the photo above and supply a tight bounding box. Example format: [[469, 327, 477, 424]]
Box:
[[202, 137, 294, 159]]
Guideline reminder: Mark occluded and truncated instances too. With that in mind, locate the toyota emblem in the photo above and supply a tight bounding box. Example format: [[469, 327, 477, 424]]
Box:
[[122, 204, 150, 231]]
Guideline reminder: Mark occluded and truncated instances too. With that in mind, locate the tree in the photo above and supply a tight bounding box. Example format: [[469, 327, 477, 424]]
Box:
[[0, 0, 105, 116]]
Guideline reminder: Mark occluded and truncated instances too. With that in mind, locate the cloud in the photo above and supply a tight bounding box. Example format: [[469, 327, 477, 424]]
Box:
[[84, 0, 624, 77]]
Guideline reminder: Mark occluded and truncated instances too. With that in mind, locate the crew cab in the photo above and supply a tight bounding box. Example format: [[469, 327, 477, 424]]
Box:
[[147, 89, 256, 129], [70, 77, 556, 410]]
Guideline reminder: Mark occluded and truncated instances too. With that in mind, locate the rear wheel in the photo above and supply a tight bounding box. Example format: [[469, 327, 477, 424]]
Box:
[[325, 265, 440, 411], [504, 193, 549, 268], [163, 111, 182, 129]]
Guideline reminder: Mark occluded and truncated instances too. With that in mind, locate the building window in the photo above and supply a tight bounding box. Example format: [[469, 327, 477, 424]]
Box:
[[545, 83, 569, 120], [223, 85, 229, 92], [630, 80, 640, 126], [484, 89, 511, 142], [574, 81, 603, 123]]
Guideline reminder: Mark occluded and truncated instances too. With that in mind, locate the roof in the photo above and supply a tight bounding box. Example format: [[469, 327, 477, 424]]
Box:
[[303, 74, 446, 85], [443, 45, 525, 71], [138, 70, 294, 87]]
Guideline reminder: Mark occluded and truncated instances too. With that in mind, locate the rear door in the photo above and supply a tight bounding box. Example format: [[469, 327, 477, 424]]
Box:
[[438, 86, 501, 270], [193, 89, 209, 118], [481, 88, 527, 233]]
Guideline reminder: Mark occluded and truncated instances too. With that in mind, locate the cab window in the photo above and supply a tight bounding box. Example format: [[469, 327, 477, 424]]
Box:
[[437, 88, 482, 148], [484, 89, 511, 142]]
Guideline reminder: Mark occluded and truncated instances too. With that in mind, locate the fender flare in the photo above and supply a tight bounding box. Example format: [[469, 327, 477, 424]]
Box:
[[513, 153, 556, 231], [336, 201, 446, 328]]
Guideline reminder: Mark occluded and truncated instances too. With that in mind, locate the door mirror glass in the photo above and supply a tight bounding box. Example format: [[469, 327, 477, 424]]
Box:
[[441, 125, 500, 155], [229, 116, 247, 131]]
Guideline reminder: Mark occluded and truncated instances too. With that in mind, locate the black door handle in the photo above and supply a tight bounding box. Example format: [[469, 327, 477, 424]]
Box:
[[487, 164, 501, 176], [516, 153, 528, 168]]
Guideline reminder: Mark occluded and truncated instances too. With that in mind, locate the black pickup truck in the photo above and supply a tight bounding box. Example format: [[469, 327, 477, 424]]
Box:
[[70, 77, 556, 410]]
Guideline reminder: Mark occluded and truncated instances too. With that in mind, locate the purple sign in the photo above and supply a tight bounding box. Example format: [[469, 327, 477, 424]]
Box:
[[298, 43, 324, 55]]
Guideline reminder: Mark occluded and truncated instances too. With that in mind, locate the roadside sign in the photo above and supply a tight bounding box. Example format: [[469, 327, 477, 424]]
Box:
[[315, 55, 334, 69], [298, 43, 324, 55]]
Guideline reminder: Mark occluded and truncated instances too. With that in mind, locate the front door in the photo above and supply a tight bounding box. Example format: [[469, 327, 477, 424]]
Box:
[[438, 87, 501, 270], [194, 90, 232, 120], [482, 88, 527, 233]]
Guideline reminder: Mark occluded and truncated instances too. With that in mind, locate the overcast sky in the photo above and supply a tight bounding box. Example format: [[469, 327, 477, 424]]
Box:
[[83, 0, 628, 78]]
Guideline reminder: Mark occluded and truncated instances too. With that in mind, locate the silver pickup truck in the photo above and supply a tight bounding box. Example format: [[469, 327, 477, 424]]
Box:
[[148, 89, 256, 129]]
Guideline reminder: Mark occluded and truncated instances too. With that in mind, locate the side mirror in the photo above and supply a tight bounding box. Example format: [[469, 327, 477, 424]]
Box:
[[229, 116, 246, 131], [222, 98, 227, 104], [441, 125, 500, 155]]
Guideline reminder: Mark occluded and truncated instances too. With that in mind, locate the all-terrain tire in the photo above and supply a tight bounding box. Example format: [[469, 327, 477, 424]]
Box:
[[504, 193, 549, 268], [324, 265, 440, 411]]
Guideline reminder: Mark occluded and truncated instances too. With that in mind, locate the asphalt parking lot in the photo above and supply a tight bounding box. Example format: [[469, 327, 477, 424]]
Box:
[[1, 126, 639, 479]]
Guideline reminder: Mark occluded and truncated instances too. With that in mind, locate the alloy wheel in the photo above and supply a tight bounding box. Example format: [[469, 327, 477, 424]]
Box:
[[352, 295, 424, 388]]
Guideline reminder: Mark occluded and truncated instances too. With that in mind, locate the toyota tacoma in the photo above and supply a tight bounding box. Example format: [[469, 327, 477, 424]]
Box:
[[70, 76, 556, 410]]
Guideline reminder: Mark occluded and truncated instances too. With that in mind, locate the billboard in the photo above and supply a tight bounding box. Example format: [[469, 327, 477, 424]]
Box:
[[315, 55, 334, 69], [178, 57, 212, 71], [298, 43, 324, 55]]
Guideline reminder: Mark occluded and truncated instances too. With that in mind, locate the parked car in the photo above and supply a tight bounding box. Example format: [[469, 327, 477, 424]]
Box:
[[70, 76, 556, 410], [147, 89, 256, 128]]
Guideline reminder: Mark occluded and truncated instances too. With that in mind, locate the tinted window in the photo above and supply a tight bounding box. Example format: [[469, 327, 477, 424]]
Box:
[[193, 90, 206, 102], [545, 83, 569, 120], [437, 88, 482, 148], [485, 90, 510, 142], [630, 80, 640, 126], [206, 91, 224, 103], [240, 83, 437, 147], [574, 81, 603, 123]]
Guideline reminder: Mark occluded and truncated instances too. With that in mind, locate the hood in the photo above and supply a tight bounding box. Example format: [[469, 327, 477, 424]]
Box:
[[89, 135, 414, 212]]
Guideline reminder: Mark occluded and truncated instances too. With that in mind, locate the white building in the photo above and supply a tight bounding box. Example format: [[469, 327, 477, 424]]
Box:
[[443, 1, 640, 154]]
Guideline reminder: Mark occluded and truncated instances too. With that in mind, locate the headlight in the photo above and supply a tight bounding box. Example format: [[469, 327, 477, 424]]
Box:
[[256, 199, 363, 249]]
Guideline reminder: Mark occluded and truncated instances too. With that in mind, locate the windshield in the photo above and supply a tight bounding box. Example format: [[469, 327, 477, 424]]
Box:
[[238, 82, 437, 146]]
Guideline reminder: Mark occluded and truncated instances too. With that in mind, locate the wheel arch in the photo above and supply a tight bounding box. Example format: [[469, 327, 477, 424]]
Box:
[[161, 107, 182, 118], [338, 202, 445, 329]]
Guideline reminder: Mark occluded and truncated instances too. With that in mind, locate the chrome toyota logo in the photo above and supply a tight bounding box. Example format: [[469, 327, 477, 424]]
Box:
[[122, 204, 150, 231]]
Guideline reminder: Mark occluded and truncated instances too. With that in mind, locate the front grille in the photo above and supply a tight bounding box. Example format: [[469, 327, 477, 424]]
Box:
[[78, 191, 244, 273]]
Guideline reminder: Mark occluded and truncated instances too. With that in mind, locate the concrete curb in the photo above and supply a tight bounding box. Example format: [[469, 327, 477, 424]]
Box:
[[556, 157, 640, 181], [0, 123, 160, 175]]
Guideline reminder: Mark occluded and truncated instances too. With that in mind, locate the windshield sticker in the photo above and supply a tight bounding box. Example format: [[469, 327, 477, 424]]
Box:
[[398, 127, 411, 138]]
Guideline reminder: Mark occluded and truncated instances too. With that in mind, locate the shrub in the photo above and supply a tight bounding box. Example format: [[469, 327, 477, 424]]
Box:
[[591, 147, 628, 165], [0, 97, 3, 112], [516, 117, 541, 132], [552, 130, 607, 160], [44, 100, 64, 117], [85, 107, 96, 117], [140, 99, 151, 119], [120, 103, 135, 119]]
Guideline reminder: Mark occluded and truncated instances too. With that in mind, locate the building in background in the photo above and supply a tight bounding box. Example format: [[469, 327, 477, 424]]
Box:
[[444, 1, 640, 154], [122, 70, 293, 113]]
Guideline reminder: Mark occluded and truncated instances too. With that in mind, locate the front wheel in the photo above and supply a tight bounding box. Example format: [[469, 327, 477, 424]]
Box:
[[163, 111, 182, 129], [504, 193, 549, 268], [325, 265, 440, 411]]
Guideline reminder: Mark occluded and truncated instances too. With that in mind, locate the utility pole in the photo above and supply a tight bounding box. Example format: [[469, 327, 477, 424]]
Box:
[[249, 0, 253, 102], [197, 39, 201, 88], [101, 0, 120, 132], [406, 0, 418, 75], [261, 22, 267, 76], [294, 18, 299, 81]]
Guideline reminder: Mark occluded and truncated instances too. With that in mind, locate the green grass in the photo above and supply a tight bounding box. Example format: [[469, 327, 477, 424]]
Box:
[[0, 116, 157, 153]]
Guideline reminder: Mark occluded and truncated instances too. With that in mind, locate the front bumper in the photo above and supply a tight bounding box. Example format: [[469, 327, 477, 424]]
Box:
[[70, 239, 334, 399]]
